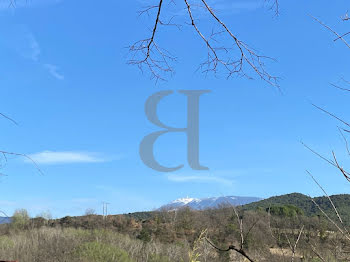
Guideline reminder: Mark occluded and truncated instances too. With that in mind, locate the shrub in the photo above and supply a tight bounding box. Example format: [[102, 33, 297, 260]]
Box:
[[11, 209, 30, 230], [74, 241, 133, 262]]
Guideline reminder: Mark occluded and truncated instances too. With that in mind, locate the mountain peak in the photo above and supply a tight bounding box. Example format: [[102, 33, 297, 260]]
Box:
[[171, 197, 199, 205], [160, 195, 261, 211]]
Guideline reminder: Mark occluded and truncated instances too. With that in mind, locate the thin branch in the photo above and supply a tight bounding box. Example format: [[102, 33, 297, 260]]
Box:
[[330, 83, 350, 92], [309, 196, 350, 242], [307, 170, 345, 225], [130, 0, 278, 85], [265, 0, 279, 16], [197, 0, 278, 86], [310, 15, 350, 49], [129, 0, 176, 82], [341, 11, 350, 21], [312, 103, 350, 130], [0, 112, 18, 125], [291, 225, 304, 262], [146, 0, 163, 60], [0, 150, 43, 176], [301, 142, 338, 168], [305, 237, 326, 262], [302, 142, 350, 180], [338, 127, 350, 156], [232, 206, 244, 249], [332, 151, 350, 182], [205, 236, 255, 262]]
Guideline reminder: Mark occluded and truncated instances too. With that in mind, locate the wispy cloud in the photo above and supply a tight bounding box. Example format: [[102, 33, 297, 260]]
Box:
[[3, 25, 64, 80], [44, 64, 65, 80], [167, 167, 273, 187], [6, 27, 41, 61], [167, 174, 234, 186], [26, 151, 109, 165], [27, 33, 40, 61]]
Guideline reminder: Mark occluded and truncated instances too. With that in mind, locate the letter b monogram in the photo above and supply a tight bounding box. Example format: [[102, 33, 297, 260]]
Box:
[[140, 90, 210, 172]]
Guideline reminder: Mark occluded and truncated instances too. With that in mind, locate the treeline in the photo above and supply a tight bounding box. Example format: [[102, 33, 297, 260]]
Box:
[[244, 193, 350, 225], [2, 193, 350, 261], [2, 206, 344, 261]]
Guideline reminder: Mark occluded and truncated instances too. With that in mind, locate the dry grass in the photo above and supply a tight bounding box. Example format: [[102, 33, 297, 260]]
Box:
[[0, 227, 188, 262]]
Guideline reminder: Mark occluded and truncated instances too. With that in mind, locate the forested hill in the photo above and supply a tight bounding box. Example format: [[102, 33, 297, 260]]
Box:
[[243, 193, 350, 223], [124, 193, 350, 222]]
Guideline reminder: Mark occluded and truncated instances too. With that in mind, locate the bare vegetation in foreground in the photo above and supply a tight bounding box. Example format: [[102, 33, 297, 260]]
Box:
[[0, 199, 350, 262]]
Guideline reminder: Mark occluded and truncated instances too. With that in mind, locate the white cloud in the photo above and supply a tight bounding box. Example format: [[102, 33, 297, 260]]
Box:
[[27, 151, 108, 165], [167, 174, 234, 186], [3, 25, 65, 80], [5, 27, 41, 61], [166, 167, 273, 187], [27, 33, 40, 61], [44, 64, 65, 80]]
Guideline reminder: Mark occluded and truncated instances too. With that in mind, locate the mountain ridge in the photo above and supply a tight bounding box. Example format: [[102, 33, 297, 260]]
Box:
[[159, 195, 262, 210]]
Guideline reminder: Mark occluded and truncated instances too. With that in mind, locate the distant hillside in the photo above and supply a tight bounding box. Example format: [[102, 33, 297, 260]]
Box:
[[122, 193, 350, 223], [243, 193, 350, 224], [0, 217, 11, 224], [159, 196, 262, 210]]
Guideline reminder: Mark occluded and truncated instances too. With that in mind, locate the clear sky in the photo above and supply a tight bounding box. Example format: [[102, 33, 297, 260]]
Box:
[[0, 0, 349, 218]]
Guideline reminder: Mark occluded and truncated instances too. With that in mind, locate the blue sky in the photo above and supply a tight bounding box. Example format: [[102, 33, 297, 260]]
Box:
[[0, 0, 349, 217]]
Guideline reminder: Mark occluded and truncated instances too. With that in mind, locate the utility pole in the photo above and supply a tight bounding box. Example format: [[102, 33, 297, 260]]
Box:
[[102, 202, 110, 219]]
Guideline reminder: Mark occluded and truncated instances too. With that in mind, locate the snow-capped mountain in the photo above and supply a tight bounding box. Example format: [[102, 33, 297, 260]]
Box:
[[159, 196, 261, 210]]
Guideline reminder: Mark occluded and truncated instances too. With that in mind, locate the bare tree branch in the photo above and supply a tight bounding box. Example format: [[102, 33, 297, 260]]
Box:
[[265, 0, 279, 16], [128, 0, 176, 82], [307, 170, 347, 227], [341, 11, 350, 21], [0, 112, 18, 125], [0, 150, 43, 176], [311, 103, 350, 132], [338, 127, 350, 156], [310, 15, 350, 49], [330, 83, 350, 92], [204, 206, 258, 262], [130, 0, 278, 85], [205, 236, 256, 262]]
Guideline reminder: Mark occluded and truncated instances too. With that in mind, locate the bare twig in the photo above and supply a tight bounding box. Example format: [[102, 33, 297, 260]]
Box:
[[302, 142, 350, 181], [0, 150, 43, 176], [232, 206, 244, 250], [310, 15, 350, 49], [129, 0, 176, 82], [130, 0, 278, 85], [338, 127, 350, 156], [292, 225, 304, 262], [311, 103, 350, 132], [191, 0, 278, 86], [330, 83, 350, 92], [301, 142, 338, 168], [204, 206, 256, 262], [305, 237, 326, 262], [310, 197, 350, 242], [332, 151, 350, 182], [307, 170, 346, 225], [205, 236, 255, 262], [0, 112, 18, 125], [265, 0, 279, 16], [342, 11, 350, 21]]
